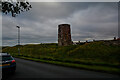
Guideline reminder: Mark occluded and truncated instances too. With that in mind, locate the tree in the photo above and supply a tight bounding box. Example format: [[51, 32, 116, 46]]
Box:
[[0, 0, 32, 17]]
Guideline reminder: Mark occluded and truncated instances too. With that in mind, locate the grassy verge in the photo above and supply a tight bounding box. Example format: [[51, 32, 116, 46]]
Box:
[[2, 41, 120, 75], [14, 55, 120, 75]]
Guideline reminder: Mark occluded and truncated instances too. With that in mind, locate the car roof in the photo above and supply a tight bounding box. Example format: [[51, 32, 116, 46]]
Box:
[[0, 53, 10, 56]]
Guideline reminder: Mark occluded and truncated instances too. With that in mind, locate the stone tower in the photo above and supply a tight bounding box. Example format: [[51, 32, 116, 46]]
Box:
[[58, 24, 72, 46]]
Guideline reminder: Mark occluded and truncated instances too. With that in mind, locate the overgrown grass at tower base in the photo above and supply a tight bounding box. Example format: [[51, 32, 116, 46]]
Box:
[[2, 41, 120, 74]]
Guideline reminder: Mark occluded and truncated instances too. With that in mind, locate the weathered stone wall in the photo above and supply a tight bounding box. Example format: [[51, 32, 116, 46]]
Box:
[[58, 24, 72, 46]]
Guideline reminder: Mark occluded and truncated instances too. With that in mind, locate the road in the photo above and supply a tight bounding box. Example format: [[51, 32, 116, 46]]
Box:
[[2, 58, 120, 80]]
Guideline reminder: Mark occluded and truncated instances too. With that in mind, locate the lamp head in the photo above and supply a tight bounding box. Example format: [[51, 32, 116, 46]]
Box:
[[16, 26, 20, 28]]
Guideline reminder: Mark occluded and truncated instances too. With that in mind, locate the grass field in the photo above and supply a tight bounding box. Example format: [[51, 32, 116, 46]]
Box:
[[2, 41, 120, 74]]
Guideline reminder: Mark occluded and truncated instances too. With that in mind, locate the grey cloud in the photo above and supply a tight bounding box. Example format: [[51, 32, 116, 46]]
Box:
[[12, 2, 117, 21], [2, 2, 118, 46]]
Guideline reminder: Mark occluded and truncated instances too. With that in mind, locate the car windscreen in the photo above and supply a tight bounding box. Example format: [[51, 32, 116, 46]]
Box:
[[0, 56, 13, 61]]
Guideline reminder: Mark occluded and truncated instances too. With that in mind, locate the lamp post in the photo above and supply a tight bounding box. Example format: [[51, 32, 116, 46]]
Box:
[[16, 26, 20, 55], [118, 1, 120, 38]]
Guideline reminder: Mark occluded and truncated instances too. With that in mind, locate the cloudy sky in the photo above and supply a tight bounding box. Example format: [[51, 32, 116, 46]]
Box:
[[2, 2, 118, 46]]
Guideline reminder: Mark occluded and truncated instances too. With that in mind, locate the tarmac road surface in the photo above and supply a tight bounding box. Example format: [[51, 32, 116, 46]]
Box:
[[2, 58, 120, 80]]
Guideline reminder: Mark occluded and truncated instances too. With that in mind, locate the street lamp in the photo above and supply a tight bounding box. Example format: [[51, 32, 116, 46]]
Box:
[[16, 26, 20, 55]]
